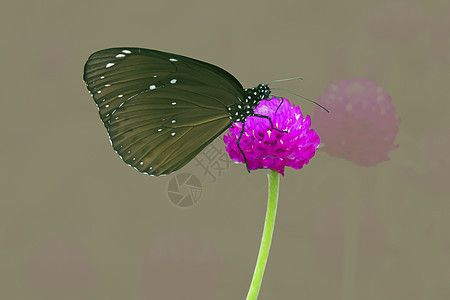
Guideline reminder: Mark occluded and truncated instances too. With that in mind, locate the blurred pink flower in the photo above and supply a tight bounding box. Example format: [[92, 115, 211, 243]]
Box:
[[313, 78, 400, 166]]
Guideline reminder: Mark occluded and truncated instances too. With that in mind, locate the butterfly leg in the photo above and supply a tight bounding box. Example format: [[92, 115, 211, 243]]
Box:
[[253, 114, 288, 133], [236, 123, 251, 173], [267, 95, 284, 115], [275, 98, 284, 115]]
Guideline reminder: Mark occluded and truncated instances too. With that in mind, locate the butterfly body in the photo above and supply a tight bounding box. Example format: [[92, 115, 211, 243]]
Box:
[[83, 48, 270, 176]]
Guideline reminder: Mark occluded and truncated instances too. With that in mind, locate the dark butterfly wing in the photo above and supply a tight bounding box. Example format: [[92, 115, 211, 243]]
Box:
[[83, 48, 245, 175], [83, 48, 243, 127]]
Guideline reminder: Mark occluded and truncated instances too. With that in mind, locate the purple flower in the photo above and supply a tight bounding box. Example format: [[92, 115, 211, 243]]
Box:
[[223, 98, 320, 176]]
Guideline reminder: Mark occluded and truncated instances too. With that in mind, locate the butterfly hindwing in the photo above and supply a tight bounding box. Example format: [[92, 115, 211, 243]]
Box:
[[108, 87, 233, 175]]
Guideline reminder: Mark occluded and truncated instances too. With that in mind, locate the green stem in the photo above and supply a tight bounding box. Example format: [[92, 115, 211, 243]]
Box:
[[246, 170, 280, 300]]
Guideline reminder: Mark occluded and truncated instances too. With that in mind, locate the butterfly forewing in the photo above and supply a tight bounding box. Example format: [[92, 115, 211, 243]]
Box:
[[84, 47, 245, 175]]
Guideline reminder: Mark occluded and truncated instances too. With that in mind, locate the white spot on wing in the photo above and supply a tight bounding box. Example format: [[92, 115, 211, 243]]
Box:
[[171, 120, 176, 123], [116, 54, 126, 58], [171, 132, 176, 136], [170, 79, 177, 84], [149, 85, 156, 90], [169, 58, 178, 62], [97, 90, 101, 94], [122, 50, 131, 54], [106, 63, 115, 68], [118, 94, 123, 98], [172, 102, 176, 105]]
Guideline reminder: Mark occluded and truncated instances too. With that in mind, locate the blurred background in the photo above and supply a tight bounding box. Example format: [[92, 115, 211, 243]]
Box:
[[1, 0, 449, 299]]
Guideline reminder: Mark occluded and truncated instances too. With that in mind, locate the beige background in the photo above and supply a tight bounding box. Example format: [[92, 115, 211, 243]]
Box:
[[1, 0, 449, 299]]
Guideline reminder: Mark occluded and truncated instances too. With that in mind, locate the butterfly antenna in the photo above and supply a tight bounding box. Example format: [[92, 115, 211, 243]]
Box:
[[268, 77, 304, 85], [270, 87, 329, 113]]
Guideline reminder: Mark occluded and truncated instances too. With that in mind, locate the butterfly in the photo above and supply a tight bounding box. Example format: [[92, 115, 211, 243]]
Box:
[[83, 47, 283, 176]]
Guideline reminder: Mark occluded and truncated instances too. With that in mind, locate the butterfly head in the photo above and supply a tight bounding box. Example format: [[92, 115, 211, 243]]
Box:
[[257, 83, 271, 100], [249, 83, 271, 110], [227, 84, 272, 123]]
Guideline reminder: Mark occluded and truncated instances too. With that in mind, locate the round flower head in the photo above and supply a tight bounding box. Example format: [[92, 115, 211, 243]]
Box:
[[223, 98, 320, 176], [313, 77, 400, 166]]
